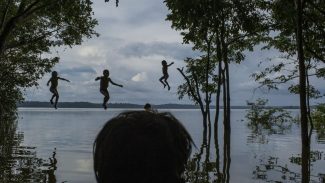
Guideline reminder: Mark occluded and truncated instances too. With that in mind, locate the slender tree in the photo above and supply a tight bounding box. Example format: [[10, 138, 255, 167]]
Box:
[[164, 0, 268, 133], [177, 56, 218, 129]]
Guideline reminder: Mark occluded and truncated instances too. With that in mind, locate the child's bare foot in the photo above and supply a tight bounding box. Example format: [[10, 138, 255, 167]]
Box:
[[50, 100, 54, 105], [102, 103, 107, 110]]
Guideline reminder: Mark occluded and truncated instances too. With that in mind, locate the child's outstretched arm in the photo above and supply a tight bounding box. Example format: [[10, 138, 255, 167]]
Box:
[[59, 77, 70, 82], [95, 77, 101, 81], [109, 79, 123, 87], [167, 62, 174, 66], [47, 78, 51, 86]]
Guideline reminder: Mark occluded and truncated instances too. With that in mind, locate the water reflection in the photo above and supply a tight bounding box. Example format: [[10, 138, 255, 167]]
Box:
[[245, 101, 294, 144], [245, 108, 325, 183], [253, 156, 303, 182], [312, 104, 325, 144], [314, 120, 325, 144], [43, 148, 58, 183], [0, 116, 57, 183], [11, 109, 325, 182], [184, 108, 325, 183], [184, 124, 231, 183], [185, 139, 214, 182], [253, 152, 324, 183]]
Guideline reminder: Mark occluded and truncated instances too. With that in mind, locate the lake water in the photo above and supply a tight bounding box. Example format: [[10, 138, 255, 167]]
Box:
[[10, 108, 325, 182]]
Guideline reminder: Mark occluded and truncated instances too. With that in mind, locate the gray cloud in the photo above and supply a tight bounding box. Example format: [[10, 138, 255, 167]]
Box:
[[60, 66, 97, 75], [119, 41, 199, 60]]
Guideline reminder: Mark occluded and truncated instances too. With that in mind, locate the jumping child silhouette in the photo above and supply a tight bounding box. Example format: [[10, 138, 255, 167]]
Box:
[[95, 69, 123, 110], [47, 71, 70, 109], [159, 60, 174, 90]]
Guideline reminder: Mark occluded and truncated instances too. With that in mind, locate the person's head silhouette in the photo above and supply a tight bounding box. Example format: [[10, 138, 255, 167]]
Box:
[[103, 69, 109, 77], [52, 71, 58, 77], [144, 103, 152, 112], [93, 111, 193, 183]]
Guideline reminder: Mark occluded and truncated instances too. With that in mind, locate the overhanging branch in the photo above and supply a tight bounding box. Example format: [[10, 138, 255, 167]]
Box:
[[177, 67, 205, 113]]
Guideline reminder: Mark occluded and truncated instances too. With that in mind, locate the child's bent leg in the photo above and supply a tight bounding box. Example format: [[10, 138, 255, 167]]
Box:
[[159, 76, 166, 88], [100, 90, 110, 109], [50, 88, 56, 104], [164, 75, 170, 90], [50, 95, 55, 104], [53, 89, 59, 109], [165, 79, 170, 90], [54, 94, 59, 109], [104, 95, 110, 104]]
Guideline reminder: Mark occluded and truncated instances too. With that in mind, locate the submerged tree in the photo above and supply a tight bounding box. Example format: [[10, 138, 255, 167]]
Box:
[[252, 1, 325, 182], [311, 103, 325, 143], [245, 98, 293, 136]]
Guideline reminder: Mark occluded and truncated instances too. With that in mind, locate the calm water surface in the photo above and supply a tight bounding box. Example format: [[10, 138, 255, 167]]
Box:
[[16, 108, 325, 183]]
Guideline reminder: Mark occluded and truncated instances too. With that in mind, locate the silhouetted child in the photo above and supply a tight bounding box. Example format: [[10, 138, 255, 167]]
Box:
[[144, 103, 158, 113], [93, 111, 193, 183], [47, 71, 70, 109], [95, 69, 123, 110], [159, 60, 174, 90], [144, 103, 152, 112]]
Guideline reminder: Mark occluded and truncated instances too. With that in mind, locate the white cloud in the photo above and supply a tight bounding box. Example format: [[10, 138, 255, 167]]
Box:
[[131, 72, 148, 82], [78, 46, 106, 58]]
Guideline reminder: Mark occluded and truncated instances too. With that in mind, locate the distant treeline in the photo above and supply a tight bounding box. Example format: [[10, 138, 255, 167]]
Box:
[[17, 101, 301, 109]]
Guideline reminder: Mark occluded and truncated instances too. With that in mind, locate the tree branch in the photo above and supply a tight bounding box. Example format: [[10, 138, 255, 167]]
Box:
[[226, 31, 258, 46], [305, 45, 325, 63], [193, 71, 203, 105], [177, 67, 205, 113], [303, 12, 325, 35], [0, 0, 12, 31], [22, 1, 56, 19], [5, 28, 61, 50], [0, 0, 57, 53], [257, 73, 317, 87]]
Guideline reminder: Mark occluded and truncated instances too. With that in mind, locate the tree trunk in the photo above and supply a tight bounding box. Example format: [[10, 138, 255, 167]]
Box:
[[215, 36, 222, 133], [221, 43, 231, 134], [224, 56, 231, 133], [222, 121, 231, 183], [296, 0, 309, 182], [206, 39, 211, 133]]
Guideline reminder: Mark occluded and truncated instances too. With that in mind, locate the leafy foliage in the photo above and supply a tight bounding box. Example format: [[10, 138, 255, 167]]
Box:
[[165, 0, 269, 125], [252, 0, 325, 97], [177, 57, 218, 104], [165, 0, 268, 54]]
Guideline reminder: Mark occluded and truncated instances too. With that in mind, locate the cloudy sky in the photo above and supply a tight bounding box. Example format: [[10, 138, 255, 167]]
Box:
[[24, 0, 324, 106]]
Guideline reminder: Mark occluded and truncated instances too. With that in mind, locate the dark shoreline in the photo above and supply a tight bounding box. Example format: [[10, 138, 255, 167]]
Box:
[[18, 101, 301, 109]]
